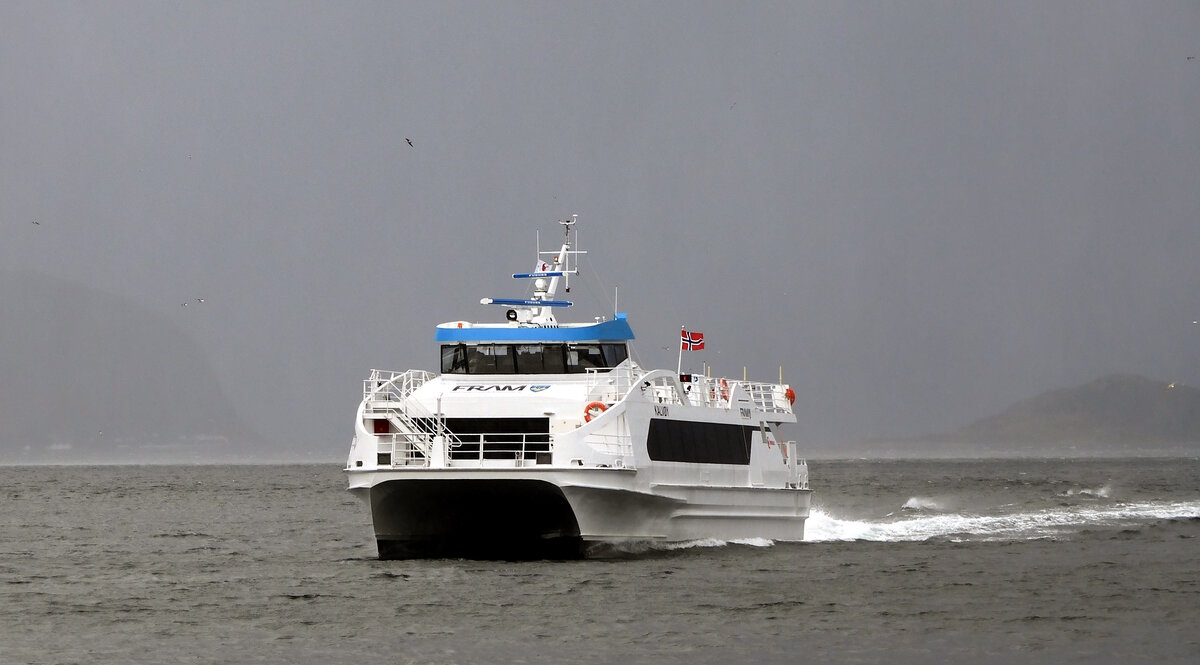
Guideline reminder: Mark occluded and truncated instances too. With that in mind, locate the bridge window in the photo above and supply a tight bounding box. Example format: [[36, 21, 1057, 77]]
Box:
[[441, 344, 467, 373], [602, 343, 629, 367], [441, 343, 627, 375], [566, 345, 605, 372], [515, 344, 565, 374], [466, 344, 515, 374]]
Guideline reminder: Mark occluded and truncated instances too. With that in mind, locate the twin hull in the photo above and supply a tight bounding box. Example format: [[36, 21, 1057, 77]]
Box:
[[345, 371, 812, 559]]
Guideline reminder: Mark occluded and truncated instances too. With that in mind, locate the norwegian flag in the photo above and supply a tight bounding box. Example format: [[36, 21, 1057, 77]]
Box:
[[680, 329, 705, 351]]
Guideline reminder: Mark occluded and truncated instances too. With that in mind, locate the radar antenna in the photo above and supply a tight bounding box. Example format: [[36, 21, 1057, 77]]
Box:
[[558, 214, 578, 292], [483, 214, 585, 325]]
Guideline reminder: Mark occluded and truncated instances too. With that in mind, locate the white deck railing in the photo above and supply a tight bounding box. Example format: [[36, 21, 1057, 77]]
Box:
[[363, 369, 435, 402], [374, 433, 435, 466], [585, 430, 634, 458], [741, 381, 795, 415], [374, 431, 554, 468], [596, 367, 794, 414]]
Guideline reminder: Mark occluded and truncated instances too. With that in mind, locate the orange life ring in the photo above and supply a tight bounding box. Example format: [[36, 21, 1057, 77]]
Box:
[[784, 386, 796, 405], [584, 401, 607, 422], [719, 378, 729, 401]]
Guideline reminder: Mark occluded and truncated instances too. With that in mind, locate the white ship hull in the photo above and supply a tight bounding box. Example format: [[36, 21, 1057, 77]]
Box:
[[350, 471, 812, 559], [346, 368, 811, 559]]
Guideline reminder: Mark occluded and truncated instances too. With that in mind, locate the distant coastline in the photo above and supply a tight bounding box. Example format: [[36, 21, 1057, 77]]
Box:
[[0, 271, 258, 463], [832, 374, 1200, 458]]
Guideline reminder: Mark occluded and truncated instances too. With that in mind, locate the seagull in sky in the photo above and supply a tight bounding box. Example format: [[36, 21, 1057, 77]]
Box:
[[406, 138, 414, 147], [196, 298, 205, 303], [31, 220, 39, 225], [1165, 381, 1178, 391]]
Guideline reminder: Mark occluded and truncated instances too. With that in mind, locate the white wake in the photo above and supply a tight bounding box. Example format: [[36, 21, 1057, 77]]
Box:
[[805, 501, 1200, 542]]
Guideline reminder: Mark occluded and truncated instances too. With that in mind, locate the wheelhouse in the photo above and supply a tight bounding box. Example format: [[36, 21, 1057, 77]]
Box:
[[434, 312, 636, 376]]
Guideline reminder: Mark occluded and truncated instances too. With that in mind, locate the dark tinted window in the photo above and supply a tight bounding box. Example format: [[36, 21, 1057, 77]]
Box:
[[646, 419, 753, 465], [602, 344, 629, 367], [442, 343, 620, 375], [515, 344, 566, 374], [441, 344, 467, 373], [466, 345, 515, 374], [566, 344, 606, 373]]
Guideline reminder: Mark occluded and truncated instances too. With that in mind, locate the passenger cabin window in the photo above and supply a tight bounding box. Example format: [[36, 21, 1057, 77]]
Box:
[[466, 344, 514, 374], [441, 343, 628, 374]]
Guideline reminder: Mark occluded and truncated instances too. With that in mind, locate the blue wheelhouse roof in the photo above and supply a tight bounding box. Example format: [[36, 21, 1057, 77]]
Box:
[[435, 313, 635, 343]]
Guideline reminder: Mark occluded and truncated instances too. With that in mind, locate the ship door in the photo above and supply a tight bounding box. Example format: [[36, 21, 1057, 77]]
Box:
[[749, 422, 769, 486]]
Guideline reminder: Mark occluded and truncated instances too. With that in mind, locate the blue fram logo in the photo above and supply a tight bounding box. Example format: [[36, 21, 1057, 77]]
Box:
[[529, 385, 551, 393]]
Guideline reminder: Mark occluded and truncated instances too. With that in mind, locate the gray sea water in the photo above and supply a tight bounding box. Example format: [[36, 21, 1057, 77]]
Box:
[[1, 458, 1198, 664]]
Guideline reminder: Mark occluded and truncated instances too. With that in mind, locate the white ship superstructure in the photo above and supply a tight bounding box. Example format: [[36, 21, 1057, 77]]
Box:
[[345, 218, 811, 559]]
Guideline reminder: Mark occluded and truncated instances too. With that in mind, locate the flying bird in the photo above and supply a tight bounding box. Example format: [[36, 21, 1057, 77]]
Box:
[[31, 220, 39, 225], [1165, 381, 1177, 391], [196, 298, 205, 303], [406, 138, 414, 147]]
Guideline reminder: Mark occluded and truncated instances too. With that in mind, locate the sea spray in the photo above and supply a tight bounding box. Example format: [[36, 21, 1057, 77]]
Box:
[[806, 500, 1200, 542]]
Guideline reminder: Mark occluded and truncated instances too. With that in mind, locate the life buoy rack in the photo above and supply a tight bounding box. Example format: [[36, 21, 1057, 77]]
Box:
[[719, 378, 729, 401], [584, 401, 608, 422]]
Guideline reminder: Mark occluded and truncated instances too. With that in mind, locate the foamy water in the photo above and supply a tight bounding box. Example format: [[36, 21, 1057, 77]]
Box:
[[805, 500, 1200, 542], [900, 496, 947, 511], [1062, 484, 1112, 498]]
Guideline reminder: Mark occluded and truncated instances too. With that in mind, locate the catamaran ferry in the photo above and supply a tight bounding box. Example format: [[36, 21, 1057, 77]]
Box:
[[345, 217, 811, 559]]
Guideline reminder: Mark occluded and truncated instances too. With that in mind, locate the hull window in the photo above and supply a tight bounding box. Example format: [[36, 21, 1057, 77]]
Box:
[[646, 419, 754, 465]]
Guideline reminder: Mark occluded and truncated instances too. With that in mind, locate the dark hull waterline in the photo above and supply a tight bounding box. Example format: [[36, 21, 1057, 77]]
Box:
[[370, 478, 584, 560]]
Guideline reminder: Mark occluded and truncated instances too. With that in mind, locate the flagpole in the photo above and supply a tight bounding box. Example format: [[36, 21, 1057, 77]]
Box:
[[677, 326, 684, 376]]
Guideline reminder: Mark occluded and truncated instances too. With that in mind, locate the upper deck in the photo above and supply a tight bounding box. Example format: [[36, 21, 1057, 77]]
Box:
[[434, 313, 635, 344]]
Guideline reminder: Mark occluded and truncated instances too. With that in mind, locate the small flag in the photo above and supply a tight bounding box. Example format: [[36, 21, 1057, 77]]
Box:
[[681, 329, 705, 351]]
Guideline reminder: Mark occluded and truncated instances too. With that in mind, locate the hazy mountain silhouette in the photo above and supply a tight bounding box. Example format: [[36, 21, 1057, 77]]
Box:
[[1, 271, 257, 462], [827, 374, 1200, 458], [936, 374, 1200, 454]]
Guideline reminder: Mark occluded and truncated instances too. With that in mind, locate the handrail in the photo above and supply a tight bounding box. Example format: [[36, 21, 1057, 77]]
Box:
[[443, 432, 551, 463], [585, 362, 636, 402], [376, 430, 555, 468], [364, 369, 445, 462], [628, 369, 684, 405], [586, 431, 634, 457], [374, 433, 434, 467], [739, 381, 795, 414], [363, 369, 436, 401], [784, 441, 809, 489]]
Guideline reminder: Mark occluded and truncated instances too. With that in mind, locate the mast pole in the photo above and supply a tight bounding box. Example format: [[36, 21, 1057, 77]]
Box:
[[677, 326, 684, 376]]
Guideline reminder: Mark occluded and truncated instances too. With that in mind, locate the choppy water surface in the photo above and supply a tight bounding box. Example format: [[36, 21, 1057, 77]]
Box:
[[1, 458, 1197, 664]]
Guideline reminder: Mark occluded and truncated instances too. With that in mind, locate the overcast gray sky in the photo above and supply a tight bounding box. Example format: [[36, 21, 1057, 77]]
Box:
[[3, 1, 1198, 458]]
